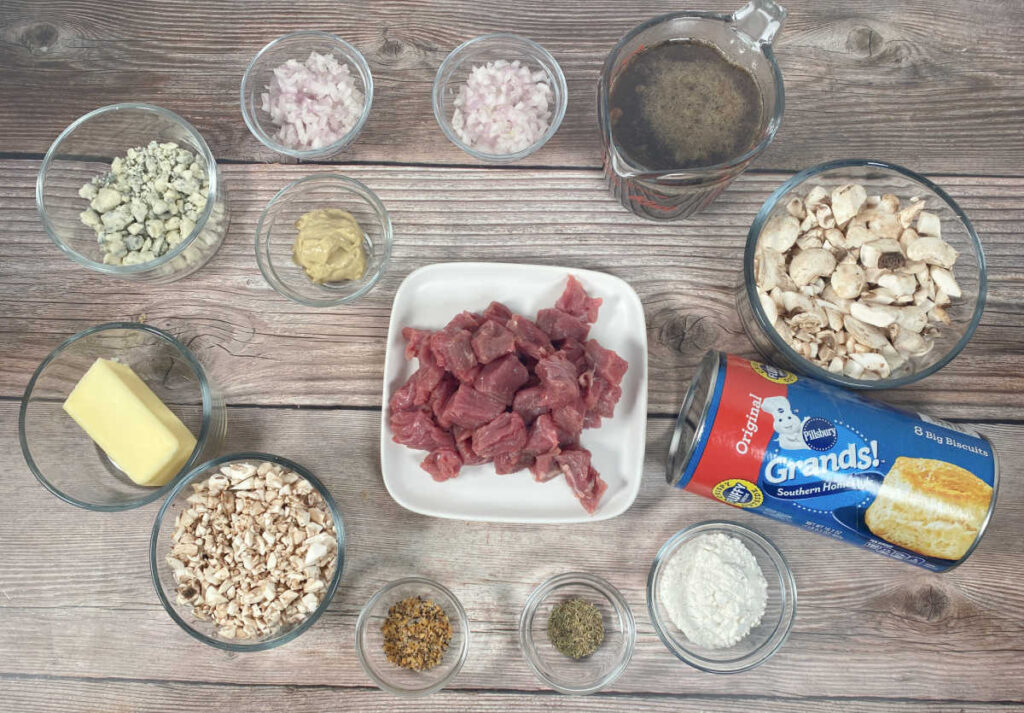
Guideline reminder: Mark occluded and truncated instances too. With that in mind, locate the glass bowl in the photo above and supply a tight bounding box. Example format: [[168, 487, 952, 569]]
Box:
[[739, 159, 986, 389], [519, 572, 636, 695], [432, 33, 567, 163], [355, 577, 470, 696], [241, 31, 373, 160], [19, 322, 226, 511], [647, 521, 796, 674], [150, 452, 346, 651], [37, 103, 229, 283], [255, 173, 392, 307]]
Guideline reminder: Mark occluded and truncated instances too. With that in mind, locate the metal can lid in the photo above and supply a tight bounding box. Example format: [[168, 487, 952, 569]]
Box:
[[666, 351, 723, 487]]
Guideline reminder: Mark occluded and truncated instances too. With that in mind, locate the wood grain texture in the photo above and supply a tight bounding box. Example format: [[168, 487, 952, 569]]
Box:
[[2, 161, 1023, 418], [1, 1, 1022, 173], [1, 403, 1022, 706]]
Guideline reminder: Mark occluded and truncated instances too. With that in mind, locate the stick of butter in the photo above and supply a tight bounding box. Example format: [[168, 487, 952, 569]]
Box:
[[63, 358, 198, 487]]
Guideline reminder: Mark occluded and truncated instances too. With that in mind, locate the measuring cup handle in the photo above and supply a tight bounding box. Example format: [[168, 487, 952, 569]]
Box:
[[731, 0, 787, 47]]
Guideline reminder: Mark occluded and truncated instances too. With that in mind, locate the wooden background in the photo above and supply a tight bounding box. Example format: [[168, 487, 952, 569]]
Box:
[[1, 1, 1023, 711]]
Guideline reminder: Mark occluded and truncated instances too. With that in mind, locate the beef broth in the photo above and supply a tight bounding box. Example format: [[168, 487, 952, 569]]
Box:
[[609, 40, 763, 171]]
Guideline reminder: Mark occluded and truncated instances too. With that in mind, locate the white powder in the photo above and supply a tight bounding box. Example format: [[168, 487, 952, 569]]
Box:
[[659, 532, 768, 649]]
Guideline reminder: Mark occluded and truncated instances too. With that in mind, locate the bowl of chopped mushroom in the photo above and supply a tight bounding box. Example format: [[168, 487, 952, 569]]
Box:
[[150, 453, 345, 651], [740, 159, 986, 388]]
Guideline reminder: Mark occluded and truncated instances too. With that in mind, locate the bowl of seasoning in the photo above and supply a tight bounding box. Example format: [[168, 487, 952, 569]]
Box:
[[37, 103, 229, 283], [19, 322, 226, 511], [241, 31, 373, 160], [355, 576, 470, 696], [255, 173, 393, 307], [433, 33, 568, 163], [519, 572, 636, 695], [647, 521, 796, 673], [151, 453, 345, 650]]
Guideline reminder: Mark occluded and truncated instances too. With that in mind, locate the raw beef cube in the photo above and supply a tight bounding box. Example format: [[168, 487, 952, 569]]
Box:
[[525, 413, 560, 455], [551, 400, 585, 447], [429, 375, 458, 425], [556, 448, 608, 514], [389, 356, 445, 413], [445, 311, 483, 331], [483, 301, 513, 323], [558, 339, 589, 376], [390, 410, 454, 452], [474, 354, 529, 405], [402, 327, 433, 360], [389, 376, 416, 413], [556, 275, 602, 323], [494, 449, 534, 475], [471, 320, 516, 364], [513, 386, 549, 425], [453, 425, 487, 466], [431, 328, 478, 382], [536, 353, 580, 408], [530, 449, 561, 482], [472, 412, 527, 458], [441, 384, 506, 429], [508, 314, 554, 360], [585, 375, 623, 419], [536, 308, 590, 342], [585, 340, 628, 386], [421, 448, 462, 482]]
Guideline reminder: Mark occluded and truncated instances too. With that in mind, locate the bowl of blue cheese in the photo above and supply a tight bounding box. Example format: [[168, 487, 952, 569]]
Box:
[[37, 103, 230, 283]]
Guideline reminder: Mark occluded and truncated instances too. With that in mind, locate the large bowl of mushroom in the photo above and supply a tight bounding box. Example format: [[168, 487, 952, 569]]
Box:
[[739, 159, 986, 389]]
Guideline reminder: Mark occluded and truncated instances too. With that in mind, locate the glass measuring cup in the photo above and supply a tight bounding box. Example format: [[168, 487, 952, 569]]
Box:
[[598, 0, 787, 221]]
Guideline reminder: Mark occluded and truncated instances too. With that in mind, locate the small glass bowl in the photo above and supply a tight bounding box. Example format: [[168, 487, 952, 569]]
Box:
[[19, 322, 226, 511], [739, 159, 987, 389], [150, 453, 346, 651], [647, 521, 796, 674], [355, 577, 470, 696], [37, 103, 229, 283], [432, 33, 568, 163], [519, 572, 636, 695], [255, 174, 392, 307], [241, 31, 373, 160]]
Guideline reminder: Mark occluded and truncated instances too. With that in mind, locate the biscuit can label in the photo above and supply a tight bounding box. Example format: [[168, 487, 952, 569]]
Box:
[[668, 352, 998, 571]]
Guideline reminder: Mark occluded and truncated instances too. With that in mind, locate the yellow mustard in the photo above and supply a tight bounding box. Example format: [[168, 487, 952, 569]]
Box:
[[292, 208, 367, 284]]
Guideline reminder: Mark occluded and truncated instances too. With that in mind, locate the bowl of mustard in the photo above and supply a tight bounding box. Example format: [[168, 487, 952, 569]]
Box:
[[256, 173, 393, 307]]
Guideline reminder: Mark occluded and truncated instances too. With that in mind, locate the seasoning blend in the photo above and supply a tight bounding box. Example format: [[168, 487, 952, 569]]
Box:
[[547, 598, 605, 659], [381, 596, 453, 671]]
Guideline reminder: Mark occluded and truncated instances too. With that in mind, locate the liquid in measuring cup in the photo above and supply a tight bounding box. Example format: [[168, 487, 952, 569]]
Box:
[[609, 40, 763, 172]]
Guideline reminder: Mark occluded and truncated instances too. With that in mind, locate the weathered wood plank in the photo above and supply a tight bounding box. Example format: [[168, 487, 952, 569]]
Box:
[[4, 677, 1022, 713], [2, 162, 1022, 418], [2, 403, 1021, 701], [1, 1, 1022, 173]]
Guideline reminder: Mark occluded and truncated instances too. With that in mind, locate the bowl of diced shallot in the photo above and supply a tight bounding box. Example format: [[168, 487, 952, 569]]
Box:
[[241, 30, 373, 160], [432, 33, 568, 163]]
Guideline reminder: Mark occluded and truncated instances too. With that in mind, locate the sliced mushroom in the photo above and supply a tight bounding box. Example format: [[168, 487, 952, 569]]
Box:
[[786, 196, 807, 220], [845, 223, 876, 248], [866, 210, 902, 239], [781, 290, 815, 314], [843, 314, 891, 349], [929, 265, 962, 298], [896, 305, 928, 333], [878, 194, 900, 214], [754, 247, 792, 292], [893, 327, 933, 357], [860, 239, 905, 270], [830, 184, 867, 227], [899, 199, 924, 229], [757, 288, 778, 325], [930, 305, 951, 325], [906, 236, 957, 269], [828, 356, 845, 373], [860, 287, 897, 305], [805, 185, 828, 209], [898, 228, 919, 253], [830, 262, 866, 299], [850, 351, 892, 379], [843, 358, 866, 379], [850, 301, 899, 328], [815, 203, 836, 230], [790, 312, 827, 332], [917, 211, 941, 238], [759, 214, 801, 252], [796, 229, 825, 251], [789, 248, 836, 287], [877, 272, 917, 297]]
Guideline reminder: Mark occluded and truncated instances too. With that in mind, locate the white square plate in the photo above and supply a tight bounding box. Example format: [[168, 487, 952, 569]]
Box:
[[380, 262, 648, 523]]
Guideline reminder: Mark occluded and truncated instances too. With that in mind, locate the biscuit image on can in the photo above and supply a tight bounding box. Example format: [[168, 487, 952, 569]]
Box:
[[864, 456, 994, 561]]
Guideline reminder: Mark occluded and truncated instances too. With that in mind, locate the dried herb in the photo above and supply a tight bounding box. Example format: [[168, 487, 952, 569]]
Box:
[[381, 596, 452, 671], [547, 597, 604, 659]]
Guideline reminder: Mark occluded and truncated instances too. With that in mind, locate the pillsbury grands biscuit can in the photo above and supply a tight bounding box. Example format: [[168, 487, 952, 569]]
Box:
[[667, 351, 999, 571]]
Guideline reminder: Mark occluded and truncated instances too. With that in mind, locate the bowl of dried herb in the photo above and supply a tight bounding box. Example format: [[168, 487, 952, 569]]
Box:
[[354, 576, 470, 696], [519, 572, 636, 695]]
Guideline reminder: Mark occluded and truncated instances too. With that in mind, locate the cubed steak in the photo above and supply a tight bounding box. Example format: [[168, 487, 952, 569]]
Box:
[[536, 308, 590, 342], [389, 275, 628, 515], [556, 275, 602, 323]]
